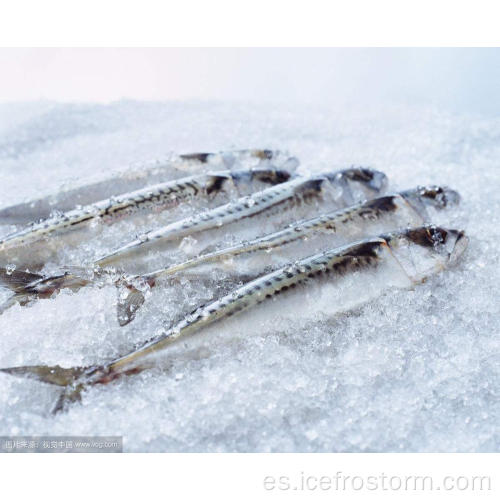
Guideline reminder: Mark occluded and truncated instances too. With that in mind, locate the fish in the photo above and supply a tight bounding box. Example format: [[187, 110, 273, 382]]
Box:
[[0, 185, 459, 324], [137, 185, 461, 280], [0, 225, 468, 413], [114, 186, 459, 321], [0, 162, 297, 270], [93, 167, 389, 272], [0, 149, 297, 224]]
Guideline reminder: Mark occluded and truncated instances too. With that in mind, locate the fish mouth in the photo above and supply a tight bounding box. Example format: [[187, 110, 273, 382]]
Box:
[[251, 167, 293, 185]]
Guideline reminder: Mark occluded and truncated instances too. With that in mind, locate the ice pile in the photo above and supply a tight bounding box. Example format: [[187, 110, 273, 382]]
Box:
[[0, 101, 498, 452]]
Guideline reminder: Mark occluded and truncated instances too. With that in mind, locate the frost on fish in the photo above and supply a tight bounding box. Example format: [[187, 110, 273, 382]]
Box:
[[0, 225, 467, 414], [0, 186, 460, 325], [0, 149, 298, 224], [115, 185, 460, 324], [0, 160, 297, 271], [94, 167, 389, 272]]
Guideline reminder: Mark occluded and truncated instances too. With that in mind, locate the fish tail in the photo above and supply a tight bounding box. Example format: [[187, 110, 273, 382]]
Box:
[[52, 385, 85, 414], [0, 364, 90, 414], [0, 364, 88, 386], [115, 255, 215, 326], [0, 293, 31, 315], [0, 267, 42, 293], [116, 283, 147, 326], [0, 268, 42, 314]]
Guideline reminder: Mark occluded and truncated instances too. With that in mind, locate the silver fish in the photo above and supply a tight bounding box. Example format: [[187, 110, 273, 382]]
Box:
[[140, 185, 461, 279], [94, 167, 388, 271], [0, 225, 468, 413], [0, 163, 296, 270], [0, 186, 458, 324], [0, 149, 297, 224], [113, 185, 459, 324]]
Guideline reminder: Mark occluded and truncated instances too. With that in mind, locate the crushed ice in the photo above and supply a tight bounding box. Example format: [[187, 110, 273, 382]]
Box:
[[0, 101, 498, 452]]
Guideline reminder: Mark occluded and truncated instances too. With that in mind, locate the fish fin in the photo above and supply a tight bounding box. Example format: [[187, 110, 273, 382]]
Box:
[[52, 385, 84, 414], [0, 364, 89, 414], [116, 286, 146, 326], [0, 268, 43, 292], [0, 364, 88, 387], [0, 293, 33, 315]]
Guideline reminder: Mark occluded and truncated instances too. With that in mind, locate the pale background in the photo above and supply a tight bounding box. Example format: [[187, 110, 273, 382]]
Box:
[[0, 48, 499, 115]]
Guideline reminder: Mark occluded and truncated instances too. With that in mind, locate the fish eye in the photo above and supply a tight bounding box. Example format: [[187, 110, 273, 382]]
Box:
[[426, 226, 447, 245]]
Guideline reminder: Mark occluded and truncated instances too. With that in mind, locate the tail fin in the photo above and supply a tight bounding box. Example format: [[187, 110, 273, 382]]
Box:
[[0, 364, 89, 414], [0, 268, 43, 315], [0, 364, 87, 386], [52, 386, 85, 414], [116, 285, 146, 326], [0, 294, 31, 315], [0, 267, 42, 293]]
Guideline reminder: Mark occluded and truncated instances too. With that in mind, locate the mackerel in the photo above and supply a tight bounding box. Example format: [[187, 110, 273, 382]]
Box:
[[0, 162, 296, 270], [0, 225, 468, 413], [94, 167, 388, 271], [140, 185, 460, 280], [0, 149, 296, 224], [0, 186, 458, 324]]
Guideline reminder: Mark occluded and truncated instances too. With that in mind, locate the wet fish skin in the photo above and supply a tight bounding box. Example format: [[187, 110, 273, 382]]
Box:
[[141, 186, 445, 282], [0, 165, 295, 253], [0, 149, 297, 224], [101, 226, 468, 383], [94, 167, 388, 267], [0, 185, 457, 322], [0, 225, 467, 413], [112, 185, 457, 324]]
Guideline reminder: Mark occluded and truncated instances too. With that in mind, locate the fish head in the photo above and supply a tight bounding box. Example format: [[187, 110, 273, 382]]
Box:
[[405, 225, 466, 257], [405, 185, 461, 210], [384, 225, 468, 280], [404, 225, 468, 261], [345, 167, 389, 194], [323, 167, 388, 205], [249, 167, 293, 186]]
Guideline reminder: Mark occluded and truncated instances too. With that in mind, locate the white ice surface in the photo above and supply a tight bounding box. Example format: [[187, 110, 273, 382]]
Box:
[[0, 101, 498, 451]]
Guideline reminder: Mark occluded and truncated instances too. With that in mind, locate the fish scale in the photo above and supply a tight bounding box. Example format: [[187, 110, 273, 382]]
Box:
[[0, 149, 297, 225], [84, 238, 394, 382], [134, 186, 457, 286], [0, 225, 468, 413], [0, 186, 459, 325], [0, 165, 296, 271], [85, 225, 468, 384], [95, 168, 387, 267]]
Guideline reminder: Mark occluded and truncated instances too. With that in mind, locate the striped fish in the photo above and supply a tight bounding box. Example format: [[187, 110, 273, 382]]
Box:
[[94, 167, 388, 271], [0, 186, 459, 324], [0, 225, 468, 413], [0, 162, 297, 270], [0, 149, 296, 224]]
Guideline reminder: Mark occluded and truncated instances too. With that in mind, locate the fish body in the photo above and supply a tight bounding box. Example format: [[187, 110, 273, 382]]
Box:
[[0, 225, 467, 412], [0, 149, 297, 224], [94, 167, 388, 270], [0, 186, 459, 324], [145, 186, 460, 282], [0, 163, 296, 270]]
